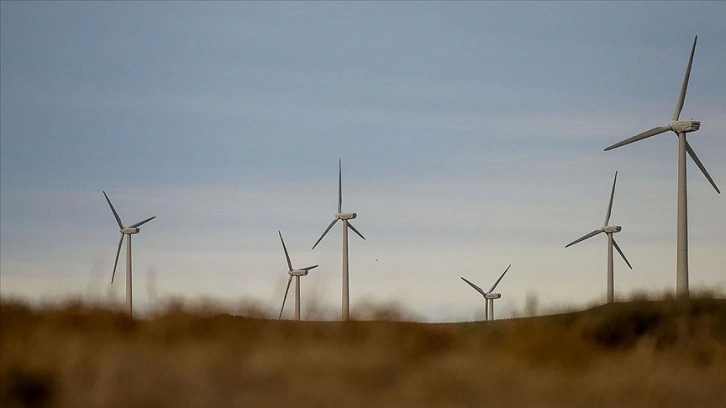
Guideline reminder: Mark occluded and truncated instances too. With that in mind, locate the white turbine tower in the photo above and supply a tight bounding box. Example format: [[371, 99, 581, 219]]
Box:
[[604, 36, 720, 298], [278, 231, 319, 321], [565, 172, 633, 303], [461, 265, 511, 321], [103, 191, 155, 317], [312, 159, 366, 321]]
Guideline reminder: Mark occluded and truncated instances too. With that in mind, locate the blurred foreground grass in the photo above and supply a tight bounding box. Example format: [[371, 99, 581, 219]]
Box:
[[1, 298, 725, 407]]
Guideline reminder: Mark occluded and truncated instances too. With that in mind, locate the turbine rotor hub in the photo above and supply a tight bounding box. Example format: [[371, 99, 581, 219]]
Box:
[[603, 225, 622, 233], [121, 227, 140, 234], [484, 293, 501, 299], [336, 212, 357, 220], [669, 120, 700, 133]]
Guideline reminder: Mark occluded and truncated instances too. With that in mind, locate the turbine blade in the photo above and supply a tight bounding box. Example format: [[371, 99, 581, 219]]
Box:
[[673, 36, 697, 121], [278, 276, 293, 319], [111, 234, 124, 284], [604, 171, 618, 226], [612, 238, 633, 270], [302, 265, 319, 271], [129, 216, 156, 229], [686, 141, 721, 194], [278, 231, 293, 271], [565, 229, 604, 248], [604, 126, 671, 151], [103, 191, 124, 229], [461, 277, 486, 296], [347, 221, 366, 240], [338, 159, 342, 214], [312, 219, 338, 249], [488, 264, 511, 293]]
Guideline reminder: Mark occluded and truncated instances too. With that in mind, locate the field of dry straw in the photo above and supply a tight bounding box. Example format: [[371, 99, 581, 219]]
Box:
[[1, 297, 725, 407]]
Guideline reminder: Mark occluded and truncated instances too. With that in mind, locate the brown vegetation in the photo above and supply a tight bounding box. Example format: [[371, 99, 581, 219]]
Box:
[[1, 298, 725, 407]]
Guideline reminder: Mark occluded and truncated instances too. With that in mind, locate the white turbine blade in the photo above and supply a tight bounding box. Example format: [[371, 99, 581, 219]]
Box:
[[103, 191, 124, 229], [302, 265, 319, 271], [278, 275, 293, 319], [461, 277, 486, 296], [488, 264, 511, 293], [278, 231, 293, 271], [129, 216, 156, 229], [565, 229, 604, 248], [673, 36, 697, 121], [312, 219, 338, 250], [347, 221, 366, 240], [111, 234, 124, 284], [612, 238, 633, 270], [604, 171, 618, 226], [686, 141, 720, 194], [338, 159, 342, 214], [604, 126, 671, 151]]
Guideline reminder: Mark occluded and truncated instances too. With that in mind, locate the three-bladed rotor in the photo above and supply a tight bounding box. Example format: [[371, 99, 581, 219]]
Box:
[[461, 264, 511, 300], [312, 159, 366, 250], [565, 172, 632, 269], [104, 191, 155, 284], [278, 231, 318, 319], [604, 36, 720, 194]]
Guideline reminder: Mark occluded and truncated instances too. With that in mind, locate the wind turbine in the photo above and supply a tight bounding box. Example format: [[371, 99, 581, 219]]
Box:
[[278, 231, 319, 320], [604, 36, 720, 298], [461, 265, 511, 321], [565, 172, 633, 303], [103, 191, 155, 317], [312, 159, 366, 321]]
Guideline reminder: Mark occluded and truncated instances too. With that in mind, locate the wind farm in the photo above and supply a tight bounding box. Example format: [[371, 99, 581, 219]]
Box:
[[1, 3, 725, 407]]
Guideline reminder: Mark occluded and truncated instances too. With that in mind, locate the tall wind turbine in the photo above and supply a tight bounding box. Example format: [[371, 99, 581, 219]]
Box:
[[312, 159, 366, 321], [278, 231, 319, 321], [565, 172, 633, 303], [461, 265, 511, 321], [103, 191, 155, 317], [604, 36, 720, 298]]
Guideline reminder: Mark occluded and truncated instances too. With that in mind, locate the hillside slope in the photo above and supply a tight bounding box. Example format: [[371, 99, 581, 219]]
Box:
[[1, 298, 725, 407]]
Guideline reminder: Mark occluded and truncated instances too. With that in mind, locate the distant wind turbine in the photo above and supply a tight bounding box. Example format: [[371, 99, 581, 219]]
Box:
[[565, 172, 633, 303], [604, 36, 719, 298], [312, 159, 366, 321], [461, 265, 511, 321], [103, 191, 155, 317], [278, 231, 318, 320]]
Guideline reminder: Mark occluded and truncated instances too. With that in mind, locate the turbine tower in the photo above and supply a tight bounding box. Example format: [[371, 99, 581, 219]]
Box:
[[312, 159, 366, 321], [103, 191, 155, 317], [604, 36, 720, 298], [278, 231, 319, 320], [565, 172, 633, 303], [461, 265, 511, 321]]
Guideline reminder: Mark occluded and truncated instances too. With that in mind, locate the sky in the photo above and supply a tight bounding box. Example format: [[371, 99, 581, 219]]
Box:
[[1, 1, 725, 321]]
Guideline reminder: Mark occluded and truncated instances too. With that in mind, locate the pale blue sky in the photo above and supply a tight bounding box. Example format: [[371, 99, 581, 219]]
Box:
[[1, 2, 724, 320]]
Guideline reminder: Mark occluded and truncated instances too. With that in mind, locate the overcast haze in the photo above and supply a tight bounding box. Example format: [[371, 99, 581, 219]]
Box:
[[1, 2, 725, 321]]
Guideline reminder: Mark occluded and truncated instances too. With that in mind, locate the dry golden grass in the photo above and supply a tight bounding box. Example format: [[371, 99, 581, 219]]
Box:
[[2, 298, 725, 407]]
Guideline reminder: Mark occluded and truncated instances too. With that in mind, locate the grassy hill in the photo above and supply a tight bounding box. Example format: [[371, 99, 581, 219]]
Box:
[[2, 298, 725, 407]]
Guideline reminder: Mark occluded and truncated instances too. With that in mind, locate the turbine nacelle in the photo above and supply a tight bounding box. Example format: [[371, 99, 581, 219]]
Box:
[[336, 212, 357, 220], [669, 120, 700, 133], [121, 227, 141, 234], [484, 293, 501, 300], [603, 225, 622, 233], [289, 270, 309, 277]]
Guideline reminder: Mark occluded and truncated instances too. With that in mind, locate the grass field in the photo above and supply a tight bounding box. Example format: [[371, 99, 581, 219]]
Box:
[[1, 298, 725, 407]]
